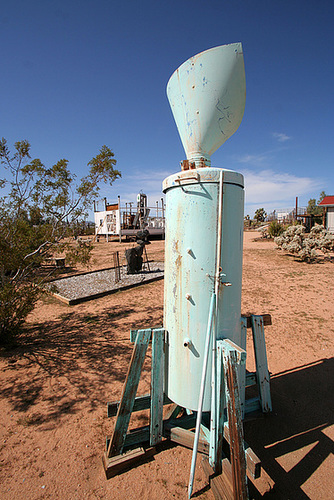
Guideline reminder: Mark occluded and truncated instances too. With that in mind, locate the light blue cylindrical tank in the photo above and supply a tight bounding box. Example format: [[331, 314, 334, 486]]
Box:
[[163, 167, 244, 411]]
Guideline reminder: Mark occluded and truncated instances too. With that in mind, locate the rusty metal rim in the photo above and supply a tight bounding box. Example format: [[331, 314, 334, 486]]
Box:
[[162, 167, 244, 192]]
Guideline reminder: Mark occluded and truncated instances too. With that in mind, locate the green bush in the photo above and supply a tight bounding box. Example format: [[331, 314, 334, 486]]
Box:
[[267, 220, 285, 238]]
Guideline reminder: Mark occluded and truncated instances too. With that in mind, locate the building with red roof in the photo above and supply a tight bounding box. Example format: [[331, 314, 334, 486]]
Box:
[[319, 196, 334, 232]]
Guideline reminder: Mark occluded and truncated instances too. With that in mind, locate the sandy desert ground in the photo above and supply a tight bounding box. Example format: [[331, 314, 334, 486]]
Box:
[[0, 231, 333, 499]]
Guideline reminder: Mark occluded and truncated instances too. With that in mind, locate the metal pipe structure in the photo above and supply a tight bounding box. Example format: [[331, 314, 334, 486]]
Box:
[[210, 169, 224, 465], [188, 292, 216, 499]]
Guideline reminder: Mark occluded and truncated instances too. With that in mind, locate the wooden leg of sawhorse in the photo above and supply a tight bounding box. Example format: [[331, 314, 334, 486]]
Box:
[[240, 317, 247, 419], [209, 341, 248, 499], [150, 328, 164, 446], [251, 315, 272, 413], [106, 327, 165, 460], [222, 347, 249, 499], [106, 329, 151, 458]]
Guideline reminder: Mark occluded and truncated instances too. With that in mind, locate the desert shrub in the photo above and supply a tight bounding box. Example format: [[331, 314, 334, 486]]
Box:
[[275, 224, 334, 262], [0, 139, 121, 345], [0, 283, 38, 345], [267, 220, 285, 238]]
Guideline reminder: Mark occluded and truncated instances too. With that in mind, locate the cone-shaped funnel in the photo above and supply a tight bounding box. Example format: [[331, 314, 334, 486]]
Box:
[[167, 43, 246, 167]]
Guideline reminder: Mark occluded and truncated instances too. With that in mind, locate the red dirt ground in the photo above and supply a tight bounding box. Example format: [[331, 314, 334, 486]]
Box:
[[0, 232, 333, 499]]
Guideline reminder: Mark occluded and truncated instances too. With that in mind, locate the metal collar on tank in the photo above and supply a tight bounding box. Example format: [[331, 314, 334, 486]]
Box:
[[162, 167, 244, 192]]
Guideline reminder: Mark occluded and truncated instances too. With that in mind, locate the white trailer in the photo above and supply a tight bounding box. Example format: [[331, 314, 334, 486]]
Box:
[[94, 194, 165, 241]]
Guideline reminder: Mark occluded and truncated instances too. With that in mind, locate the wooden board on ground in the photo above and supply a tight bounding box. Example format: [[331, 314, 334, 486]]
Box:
[[103, 447, 155, 479]]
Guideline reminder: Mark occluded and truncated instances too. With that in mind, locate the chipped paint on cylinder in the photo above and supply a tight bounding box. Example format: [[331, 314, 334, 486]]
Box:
[[163, 167, 244, 411]]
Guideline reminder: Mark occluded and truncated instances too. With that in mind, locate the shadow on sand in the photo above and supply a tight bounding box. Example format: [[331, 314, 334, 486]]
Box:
[[0, 302, 163, 425], [245, 357, 334, 498]]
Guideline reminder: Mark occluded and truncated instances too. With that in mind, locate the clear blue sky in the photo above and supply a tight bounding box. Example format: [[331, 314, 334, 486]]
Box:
[[1, 0, 333, 218]]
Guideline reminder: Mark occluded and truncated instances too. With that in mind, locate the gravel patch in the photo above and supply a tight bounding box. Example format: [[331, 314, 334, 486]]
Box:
[[48, 262, 164, 304]]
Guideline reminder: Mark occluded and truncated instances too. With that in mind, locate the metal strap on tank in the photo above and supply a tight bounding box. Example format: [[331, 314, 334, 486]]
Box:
[[174, 173, 200, 183]]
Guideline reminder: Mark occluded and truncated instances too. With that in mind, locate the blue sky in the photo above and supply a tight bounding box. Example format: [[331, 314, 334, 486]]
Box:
[[1, 0, 333, 218]]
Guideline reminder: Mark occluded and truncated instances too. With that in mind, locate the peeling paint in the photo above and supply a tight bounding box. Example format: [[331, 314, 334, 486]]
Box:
[[163, 169, 244, 411]]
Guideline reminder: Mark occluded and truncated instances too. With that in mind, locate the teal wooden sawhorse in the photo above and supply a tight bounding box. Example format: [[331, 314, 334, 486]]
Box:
[[103, 314, 272, 499]]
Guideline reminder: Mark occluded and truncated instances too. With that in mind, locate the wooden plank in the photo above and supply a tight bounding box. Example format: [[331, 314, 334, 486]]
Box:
[[106, 419, 259, 483], [245, 372, 257, 388], [220, 338, 246, 365], [241, 314, 271, 329], [200, 423, 211, 442], [130, 329, 138, 343], [221, 422, 261, 480], [220, 458, 235, 499], [107, 329, 151, 457], [107, 393, 173, 417], [202, 456, 234, 500], [164, 403, 182, 420], [106, 427, 150, 451], [251, 316, 272, 413], [247, 466, 275, 497], [243, 446, 261, 480], [103, 446, 155, 479], [223, 349, 249, 499], [150, 328, 164, 446], [218, 458, 234, 500], [165, 412, 196, 430], [201, 456, 213, 479], [216, 341, 226, 474], [244, 396, 261, 415], [170, 412, 262, 481], [223, 422, 261, 480], [203, 451, 259, 499], [240, 318, 247, 419], [164, 425, 209, 454], [125, 427, 150, 447], [108, 422, 260, 480], [130, 327, 163, 343]]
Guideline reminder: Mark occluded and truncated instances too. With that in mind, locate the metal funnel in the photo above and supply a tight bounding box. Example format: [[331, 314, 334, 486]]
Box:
[[167, 43, 246, 168]]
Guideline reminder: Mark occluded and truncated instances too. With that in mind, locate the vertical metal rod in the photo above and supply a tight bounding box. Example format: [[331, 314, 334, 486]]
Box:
[[118, 195, 121, 243], [210, 170, 224, 466], [209, 309, 217, 465], [215, 170, 224, 283], [188, 293, 216, 499], [161, 197, 164, 219]]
